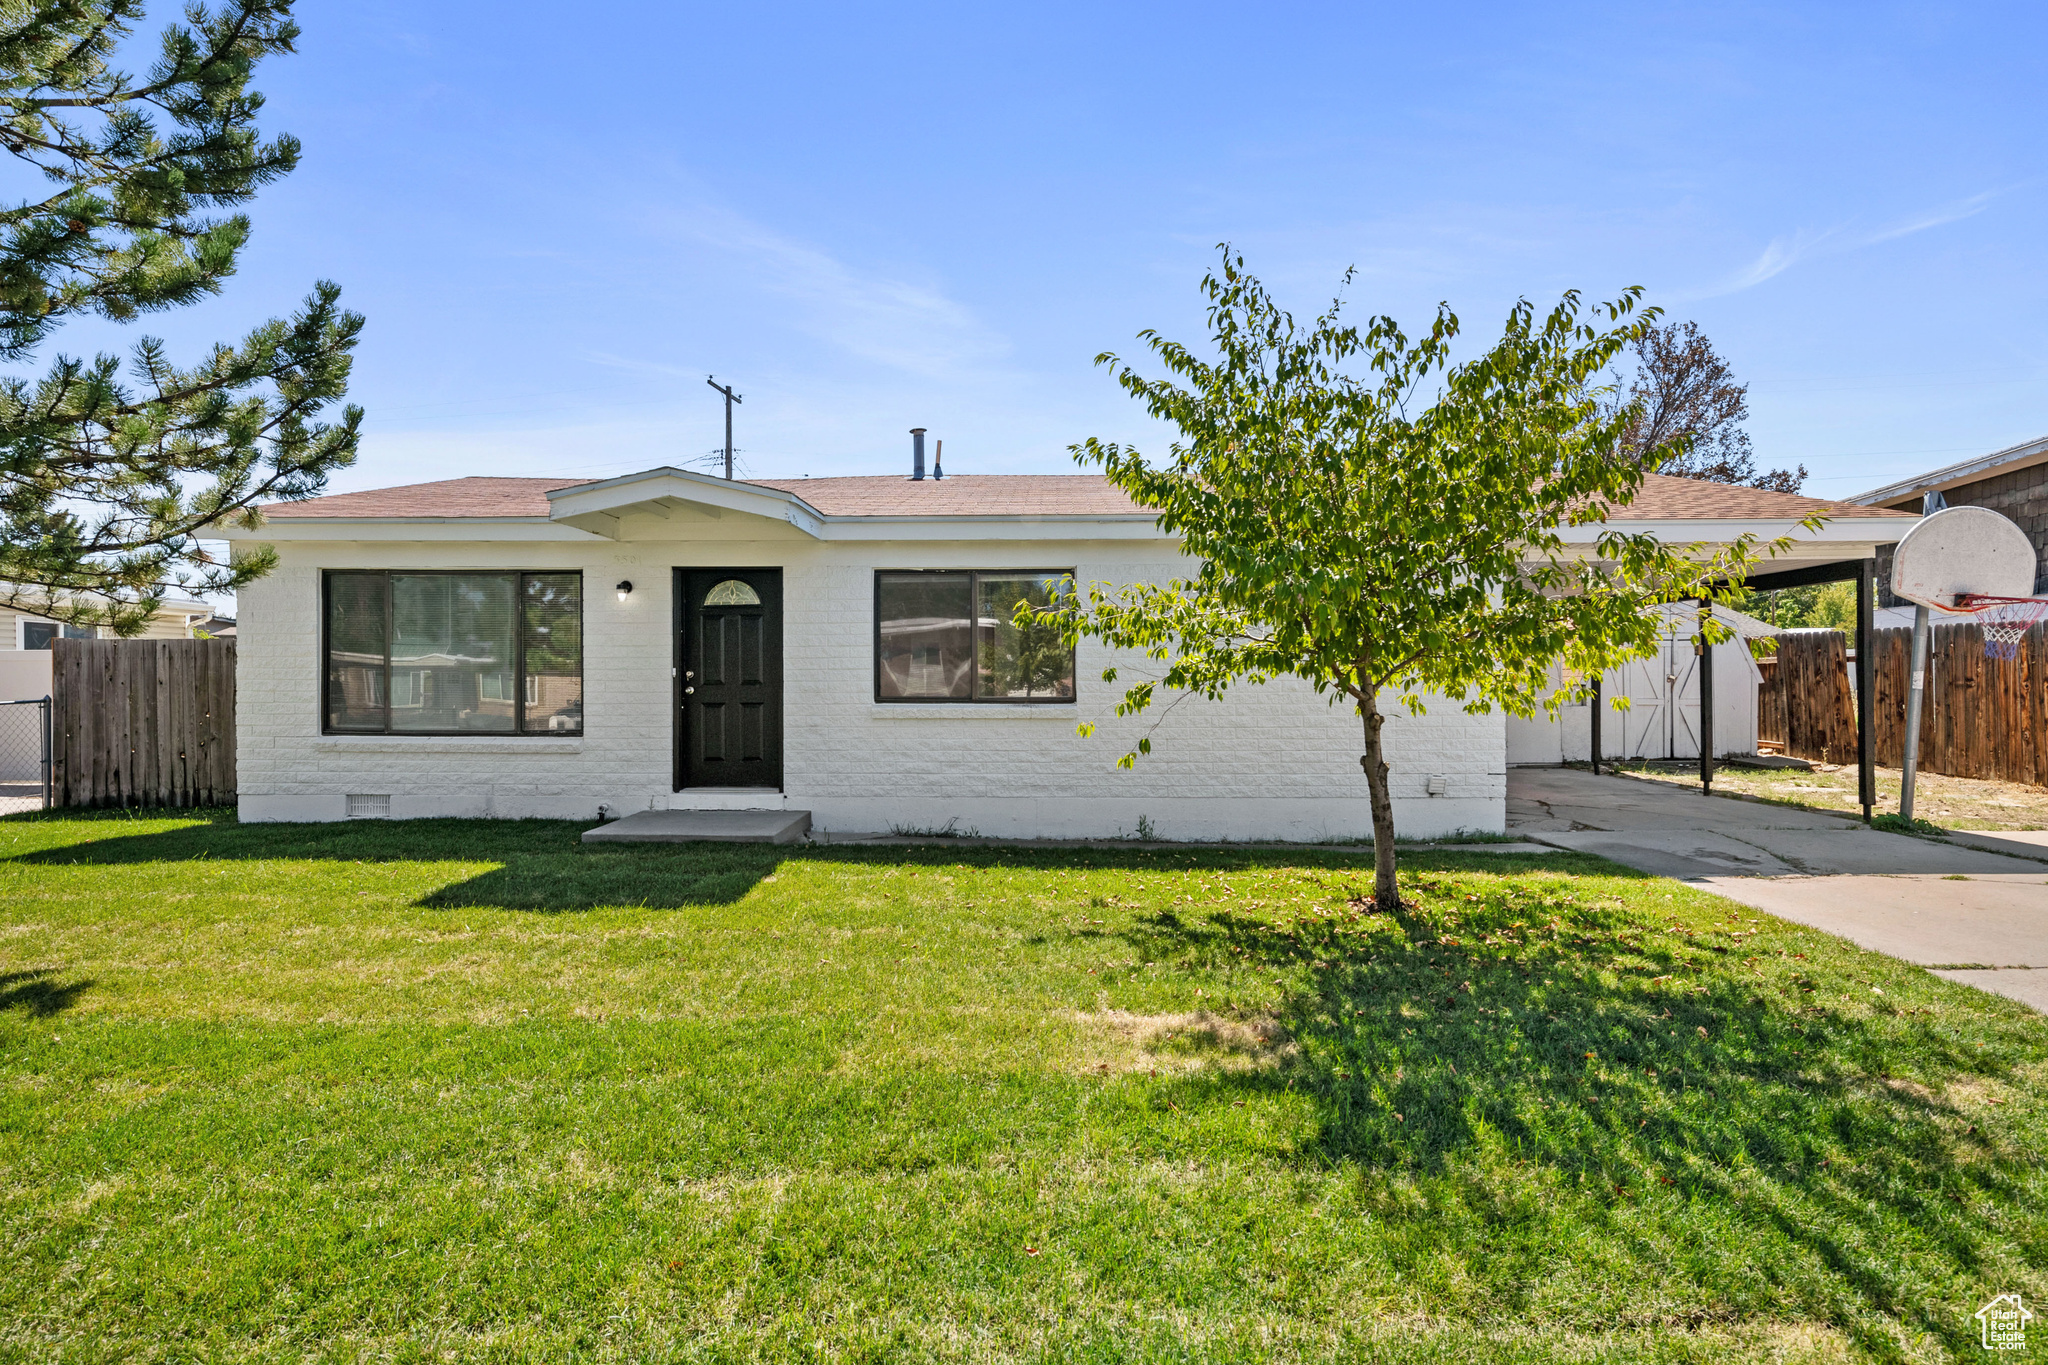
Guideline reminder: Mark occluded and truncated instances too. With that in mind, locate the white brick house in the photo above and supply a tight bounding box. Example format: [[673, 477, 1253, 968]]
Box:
[[218, 465, 1912, 839]]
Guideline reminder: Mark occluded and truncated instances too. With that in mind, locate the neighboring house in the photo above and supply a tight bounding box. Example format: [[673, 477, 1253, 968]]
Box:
[[0, 588, 214, 701], [1, 591, 214, 650], [216, 462, 1912, 838], [1852, 432, 2048, 602]]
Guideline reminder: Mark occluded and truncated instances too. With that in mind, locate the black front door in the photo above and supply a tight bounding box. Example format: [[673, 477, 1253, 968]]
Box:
[[677, 568, 783, 789]]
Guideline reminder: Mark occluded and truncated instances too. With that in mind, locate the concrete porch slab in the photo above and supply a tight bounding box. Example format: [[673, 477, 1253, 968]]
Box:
[[582, 809, 812, 844]]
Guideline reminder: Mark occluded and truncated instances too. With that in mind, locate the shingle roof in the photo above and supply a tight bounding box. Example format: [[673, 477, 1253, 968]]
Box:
[[259, 474, 1148, 519], [257, 470, 1914, 523], [1599, 474, 1915, 522], [259, 477, 591, 518], [747, 475, 1145, 516]]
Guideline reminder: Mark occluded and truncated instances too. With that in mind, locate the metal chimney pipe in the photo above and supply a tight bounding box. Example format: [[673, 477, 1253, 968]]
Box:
[[909, 427, 926, 481], [933, 439, 943, 480]]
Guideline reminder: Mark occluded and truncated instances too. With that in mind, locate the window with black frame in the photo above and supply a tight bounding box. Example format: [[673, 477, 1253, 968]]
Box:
[[875, 571, 1074, 702], [324, 571, 583, 734]]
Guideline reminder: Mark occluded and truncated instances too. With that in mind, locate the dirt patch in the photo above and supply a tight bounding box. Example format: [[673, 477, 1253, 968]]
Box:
[[1943, 1074, 2009, 1106], [1080, 1009, 1296, 1074], [1883, 1077, 1936, 1102], [1616, 761, 2048, 831]]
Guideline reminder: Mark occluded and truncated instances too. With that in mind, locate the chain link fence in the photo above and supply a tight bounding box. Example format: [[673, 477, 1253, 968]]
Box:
[[0, 697, 52, 814]]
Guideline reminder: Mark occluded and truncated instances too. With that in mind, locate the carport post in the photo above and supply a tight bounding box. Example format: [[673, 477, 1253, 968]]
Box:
[[1857, 557, 1876, 823], [1697, 599, 1713, 796], [1589, 676, 1601, 776]]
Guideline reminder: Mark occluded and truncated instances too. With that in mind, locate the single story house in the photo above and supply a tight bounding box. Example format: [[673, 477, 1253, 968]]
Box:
[[218, 460, 1914, 839]]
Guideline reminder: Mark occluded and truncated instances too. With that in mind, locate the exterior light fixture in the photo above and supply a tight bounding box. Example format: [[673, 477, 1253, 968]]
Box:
[[615, 580, 633, 602]]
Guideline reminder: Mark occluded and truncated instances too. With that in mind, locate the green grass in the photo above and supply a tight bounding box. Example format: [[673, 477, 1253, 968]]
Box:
[[1868, 814, 1948, 838], [2, 811, 2044, 1363]]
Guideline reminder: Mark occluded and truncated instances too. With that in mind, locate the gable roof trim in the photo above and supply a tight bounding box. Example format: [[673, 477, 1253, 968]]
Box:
[[1850, 433, 2048, 508]]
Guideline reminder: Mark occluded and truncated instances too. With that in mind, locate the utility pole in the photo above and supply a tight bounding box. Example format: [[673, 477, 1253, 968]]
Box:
[[706, 376, 742, 480]]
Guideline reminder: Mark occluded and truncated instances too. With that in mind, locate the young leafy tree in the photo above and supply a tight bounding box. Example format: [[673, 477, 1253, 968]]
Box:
[[1039, 250, 1800, 909], [0, 0, 361, 632]]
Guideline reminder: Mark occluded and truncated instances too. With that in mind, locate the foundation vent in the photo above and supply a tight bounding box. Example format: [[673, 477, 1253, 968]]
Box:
[[346, 793, 392, 819]]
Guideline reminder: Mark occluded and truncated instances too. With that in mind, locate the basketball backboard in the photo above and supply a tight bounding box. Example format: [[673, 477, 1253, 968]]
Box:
[[1888, 505, 2037, 610]]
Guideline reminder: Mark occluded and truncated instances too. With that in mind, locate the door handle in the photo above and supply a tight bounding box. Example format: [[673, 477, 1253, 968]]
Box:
[[684, 686, 695, 694]]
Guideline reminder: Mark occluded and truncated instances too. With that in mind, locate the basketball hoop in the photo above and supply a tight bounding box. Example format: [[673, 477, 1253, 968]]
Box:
[[1886, 504, 2042, 821], [1955, 594, 2048, 661]]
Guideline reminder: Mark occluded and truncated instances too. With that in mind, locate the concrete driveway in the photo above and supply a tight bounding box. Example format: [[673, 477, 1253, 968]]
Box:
[[1509, 766, 2048, 1011]]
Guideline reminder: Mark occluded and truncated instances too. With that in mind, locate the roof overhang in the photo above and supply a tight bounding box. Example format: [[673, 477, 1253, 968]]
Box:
[[1556, 515, 1912, 555], [1850, 433, 2048, 508]]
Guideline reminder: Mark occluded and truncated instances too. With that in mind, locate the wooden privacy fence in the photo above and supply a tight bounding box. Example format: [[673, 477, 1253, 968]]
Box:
[[1870, 621, 2048, 786], [51, 638, 236, 807], [1758, 630, 1859, 764]]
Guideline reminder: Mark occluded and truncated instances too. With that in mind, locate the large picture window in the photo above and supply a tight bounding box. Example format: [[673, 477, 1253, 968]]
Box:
[[875, 571, 1074, 703], [324, 571, 583, 734]]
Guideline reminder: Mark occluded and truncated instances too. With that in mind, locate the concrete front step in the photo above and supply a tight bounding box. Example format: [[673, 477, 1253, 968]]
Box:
[[581, 809, 812, 845]]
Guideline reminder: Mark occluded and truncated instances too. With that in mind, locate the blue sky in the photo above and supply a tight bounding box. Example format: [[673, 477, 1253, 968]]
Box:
[[51, 2, 2048, 500]]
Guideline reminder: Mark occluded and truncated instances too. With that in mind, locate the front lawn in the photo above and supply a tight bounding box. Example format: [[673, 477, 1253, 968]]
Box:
[[2, 812, 2044, 1362]]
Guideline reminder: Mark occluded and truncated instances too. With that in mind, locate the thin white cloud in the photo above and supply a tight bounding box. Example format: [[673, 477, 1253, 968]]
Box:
[[653, 204, 1012, 381], [1719, 227, 1841, 293], [1859, 189, 1998, 246], [1684, 188, 2005, 302]]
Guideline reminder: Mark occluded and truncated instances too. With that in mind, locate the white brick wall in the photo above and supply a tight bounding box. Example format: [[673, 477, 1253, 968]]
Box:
[[237, 536, 1506, 839]]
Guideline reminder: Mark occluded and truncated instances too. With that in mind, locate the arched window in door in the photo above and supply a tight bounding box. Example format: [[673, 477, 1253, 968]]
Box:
[[702, 579, 761, 607]]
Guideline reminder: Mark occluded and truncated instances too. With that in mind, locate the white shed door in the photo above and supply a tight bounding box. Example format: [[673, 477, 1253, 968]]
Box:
[[1668, 640, 1702, 759], [1616, 654, 1667, 759]]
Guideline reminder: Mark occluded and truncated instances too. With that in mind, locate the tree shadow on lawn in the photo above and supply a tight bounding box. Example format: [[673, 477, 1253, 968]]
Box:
[[0, 968, 93, 1017], [1117, 885, 2046, 1360], [5, 809, 1449, 912], [5, 812, 783, 910]]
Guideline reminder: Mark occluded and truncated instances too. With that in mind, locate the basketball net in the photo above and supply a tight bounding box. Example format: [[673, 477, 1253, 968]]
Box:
[[1955, 594, 2048, 661]]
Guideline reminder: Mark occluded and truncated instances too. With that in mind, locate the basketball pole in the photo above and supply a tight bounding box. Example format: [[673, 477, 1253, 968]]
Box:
[[1856, 557, 1876, 824], [1900, 603, 1930, 821], [1899, 490, 1944, 823]]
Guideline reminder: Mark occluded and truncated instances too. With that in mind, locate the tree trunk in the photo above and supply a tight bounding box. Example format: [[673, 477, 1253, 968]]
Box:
[[1357, 684, 1400, 909]]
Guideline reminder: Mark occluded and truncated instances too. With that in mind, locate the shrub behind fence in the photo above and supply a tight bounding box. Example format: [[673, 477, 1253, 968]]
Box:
[[52, 638, 235, 808]]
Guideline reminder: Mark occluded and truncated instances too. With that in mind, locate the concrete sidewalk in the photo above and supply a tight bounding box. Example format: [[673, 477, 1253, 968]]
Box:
[[1509, 767, 2048, 1011]]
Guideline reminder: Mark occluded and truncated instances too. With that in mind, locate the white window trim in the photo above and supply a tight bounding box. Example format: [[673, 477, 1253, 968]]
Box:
[[14, 615, 98, 650]]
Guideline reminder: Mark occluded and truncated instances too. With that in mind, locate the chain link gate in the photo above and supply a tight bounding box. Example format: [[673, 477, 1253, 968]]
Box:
[[0, 697, 52, 813]]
